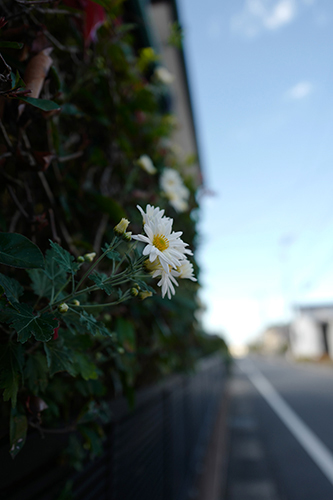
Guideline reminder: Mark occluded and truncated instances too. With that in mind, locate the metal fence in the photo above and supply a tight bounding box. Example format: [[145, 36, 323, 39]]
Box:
[[1, 354, 227, 500]]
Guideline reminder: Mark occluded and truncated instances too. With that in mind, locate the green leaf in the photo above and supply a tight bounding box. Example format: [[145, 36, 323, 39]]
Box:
[[89, 193, 125, 220], [24, 352, 48, 393], [102, 246, 121, 261], [74, 353, 98, 381], [49, 240, 79, 275], [1, 373, 19, 407], [28, 247, 67, 299], [18, 96, 60, 111], [116, 317, 136, 352], [44, 340, 76, 377], [10, 408, 28, 459], [89, 272, 113, 295], [0, 273, 24, 305], [49, 66, 62, 93], [61, 103, 84, 117], [0, 342, 24, 408], [60, 329, 93, 351], [5, 304, 58, 343], [0, 233, 44, 269], [0, 41, 23, 49], [28, 269, 52, 299], [90, 0, 109, 8], [79, 424, 104, 457], [77, 400, 112, 425], [79, 310, 112, 337]]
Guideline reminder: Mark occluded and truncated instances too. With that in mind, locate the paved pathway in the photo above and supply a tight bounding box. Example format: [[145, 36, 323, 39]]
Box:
[[225, 366, 282, 500]]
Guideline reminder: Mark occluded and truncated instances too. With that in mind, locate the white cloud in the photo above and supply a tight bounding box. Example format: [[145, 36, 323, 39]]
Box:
[[263, 0, 296, 29], [231, 0, 314, 38], [286, 81, 313, 99]]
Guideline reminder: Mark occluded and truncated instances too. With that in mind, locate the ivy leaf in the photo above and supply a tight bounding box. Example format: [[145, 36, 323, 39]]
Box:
[[74, 353, 98, 381], [0, 297, 11, 322], [18, 96, 60, 111], [44, 340, 76, 377], [49, 240, 79, 275], [10, 408, 28, 459], [28, 247, 67, 299], [0, 342, 24, 408], [89, 272, 113, 295], [79, 310, 112, 337], [0, 273, 24, 305], [0, 233, 44, 269], [5, 304, 58, 343], [28, 269, 52, 300]]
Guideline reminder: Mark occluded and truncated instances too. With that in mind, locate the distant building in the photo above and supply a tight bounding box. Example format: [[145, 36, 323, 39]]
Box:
[[290, 304, 333, 360], [261, 324, 289, 355]]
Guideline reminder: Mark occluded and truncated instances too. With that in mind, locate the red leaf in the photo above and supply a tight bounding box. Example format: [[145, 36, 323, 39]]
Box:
[[53, 321, 60, 340], [83, 1, 106, 45], [63, 0, 106, 46]]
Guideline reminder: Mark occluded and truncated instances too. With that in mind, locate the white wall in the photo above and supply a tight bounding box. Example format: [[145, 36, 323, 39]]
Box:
[[290, 315, 323, 359]]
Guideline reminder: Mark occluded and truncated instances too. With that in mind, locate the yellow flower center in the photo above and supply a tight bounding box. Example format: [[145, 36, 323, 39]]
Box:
[[153, 234, 169, 252]]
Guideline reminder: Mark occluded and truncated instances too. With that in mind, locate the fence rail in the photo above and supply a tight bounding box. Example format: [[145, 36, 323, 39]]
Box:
[[1, 353, 227, 500]]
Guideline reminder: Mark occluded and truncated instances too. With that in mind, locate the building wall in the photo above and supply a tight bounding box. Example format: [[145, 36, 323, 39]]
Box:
[[148, 1, 202, 187], [290, 315, 323, 359]]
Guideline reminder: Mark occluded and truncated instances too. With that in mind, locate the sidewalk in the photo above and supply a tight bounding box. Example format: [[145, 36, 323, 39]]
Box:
[[224, 365, 282, 500], [196, 363, 282, 500]]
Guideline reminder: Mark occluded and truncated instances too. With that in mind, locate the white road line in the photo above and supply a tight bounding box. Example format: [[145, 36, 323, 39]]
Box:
[[238, 359, 333, 487]]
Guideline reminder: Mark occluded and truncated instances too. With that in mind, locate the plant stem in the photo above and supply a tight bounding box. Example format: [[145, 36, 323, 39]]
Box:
[[75, 236, 118, 291], [52, 276, 71, 304]]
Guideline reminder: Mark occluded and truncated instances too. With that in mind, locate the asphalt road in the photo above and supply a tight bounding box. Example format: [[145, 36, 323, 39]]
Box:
[[225, 355, 333, 500]]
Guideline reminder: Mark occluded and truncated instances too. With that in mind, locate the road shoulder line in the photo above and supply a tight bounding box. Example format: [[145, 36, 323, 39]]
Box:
[[239, 359, 333, 487]]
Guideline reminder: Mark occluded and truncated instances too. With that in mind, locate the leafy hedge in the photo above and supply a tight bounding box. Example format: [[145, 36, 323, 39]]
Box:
[[0, 0, 227, 466]]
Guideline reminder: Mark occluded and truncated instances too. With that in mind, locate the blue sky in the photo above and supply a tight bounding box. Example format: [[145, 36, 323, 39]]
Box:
[[177, 0, 333, 347]]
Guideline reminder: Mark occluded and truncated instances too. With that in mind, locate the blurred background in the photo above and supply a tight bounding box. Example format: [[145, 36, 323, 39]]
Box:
[[2, 1, 333, 500], [178, 0, 333, 353]]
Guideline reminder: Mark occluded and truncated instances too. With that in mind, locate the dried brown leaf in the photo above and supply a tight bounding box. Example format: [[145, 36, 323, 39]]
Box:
[[24, 47, 53, 99]]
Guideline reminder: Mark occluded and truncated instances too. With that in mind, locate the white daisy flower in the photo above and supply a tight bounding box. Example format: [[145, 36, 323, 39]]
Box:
[[137, 155, 157, 175], [154, 66, 175, 85], [137, 204, 166, 226], [168, 192, 189, 213], [145, 259, 179, 299], [133, 205, 192, 272], [177, 260, 197, 282], [160, 168, 182, 192], [160, 168, 190, 213]]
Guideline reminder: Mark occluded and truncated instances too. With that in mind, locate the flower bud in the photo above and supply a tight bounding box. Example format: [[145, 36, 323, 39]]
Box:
[[77, 256, 85, 263], [137, 155, 157, 175], [72, 300, 80, 306], [139, 291, 153, 301], [58, 303, 69, 313], [114, 218, 130, 236], [123, 231, 132, 242], [84, 252, 96, 262], [130, 287, 139, 297]]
